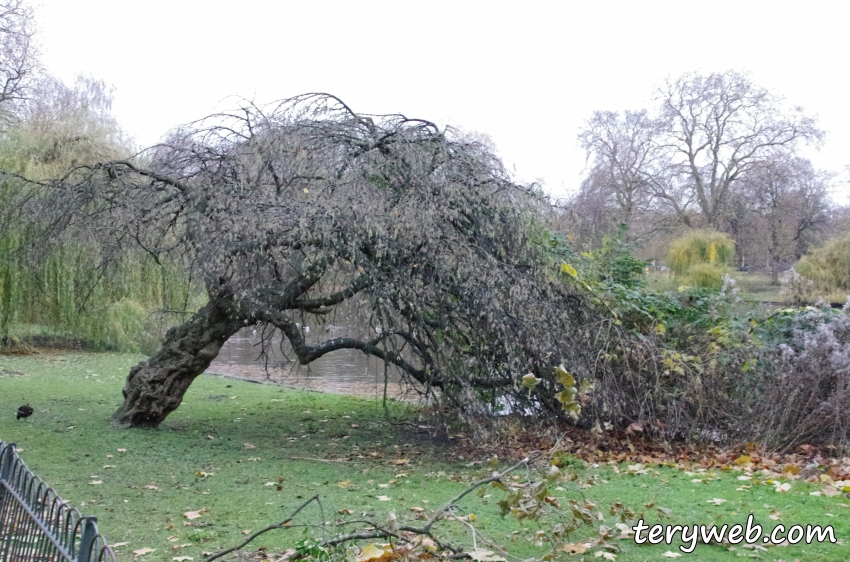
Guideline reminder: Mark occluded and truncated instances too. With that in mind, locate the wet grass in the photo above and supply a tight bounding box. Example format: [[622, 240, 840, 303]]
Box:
[[1, 351, 848, 561]]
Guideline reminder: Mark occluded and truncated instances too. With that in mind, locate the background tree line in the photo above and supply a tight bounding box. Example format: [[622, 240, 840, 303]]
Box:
[[560, 70, 846, 285]]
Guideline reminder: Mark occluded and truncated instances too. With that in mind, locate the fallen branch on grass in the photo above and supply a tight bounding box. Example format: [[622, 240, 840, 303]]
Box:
[[206, 457, 532, 560], [204, 494, 320, 561]]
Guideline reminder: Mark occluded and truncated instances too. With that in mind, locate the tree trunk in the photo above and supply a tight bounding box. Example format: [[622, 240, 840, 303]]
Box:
[[112, 298, 243, 428]]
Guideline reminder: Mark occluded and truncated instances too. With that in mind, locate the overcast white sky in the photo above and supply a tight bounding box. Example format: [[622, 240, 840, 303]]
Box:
[[33, 0, 850, 201]]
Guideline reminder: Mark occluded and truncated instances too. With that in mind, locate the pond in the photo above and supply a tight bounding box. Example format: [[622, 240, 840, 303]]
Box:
[[205, 323, 408, 399]]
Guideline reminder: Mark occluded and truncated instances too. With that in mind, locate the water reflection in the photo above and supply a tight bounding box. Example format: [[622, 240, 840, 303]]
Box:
[[205, 324, 406, 398]]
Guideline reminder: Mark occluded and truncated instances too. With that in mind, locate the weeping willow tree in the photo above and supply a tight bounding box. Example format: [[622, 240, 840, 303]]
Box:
[[794, 232, 850, 300], [32, 94, 594, 428], [0, 75, 196, 350], [667, 230, 735, 289]]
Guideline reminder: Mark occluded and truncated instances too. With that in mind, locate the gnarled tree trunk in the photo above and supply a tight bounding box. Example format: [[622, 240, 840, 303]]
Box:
[[113, 298, 243, 428]]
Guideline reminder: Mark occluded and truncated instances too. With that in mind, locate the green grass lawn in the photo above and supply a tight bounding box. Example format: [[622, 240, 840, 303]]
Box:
[[1, 351, 848, 561]]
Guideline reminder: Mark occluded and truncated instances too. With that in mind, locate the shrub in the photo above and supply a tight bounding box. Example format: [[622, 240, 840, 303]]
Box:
[[794, 232, 850, 301], [667, 230, 735, 289], [681, 263, 724, 290], [779, 268, 815, 305], [750, 303, 850, 450]]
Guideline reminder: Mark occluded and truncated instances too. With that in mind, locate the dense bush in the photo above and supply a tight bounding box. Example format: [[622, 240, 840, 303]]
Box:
[[667, 230, 735, 289], [552, 235, 850, 451], [794, 232, 850, 302]]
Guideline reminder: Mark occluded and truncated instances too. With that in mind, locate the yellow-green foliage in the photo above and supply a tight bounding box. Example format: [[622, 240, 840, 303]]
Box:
[[667, 230, 735, 289], [667, 230, 735, 288], [0, 75, 187, 353], [668, 230, 736, 275], [0, 236, 200, 353], [682, 263, 725, 290], [795, 232, 850, 298]]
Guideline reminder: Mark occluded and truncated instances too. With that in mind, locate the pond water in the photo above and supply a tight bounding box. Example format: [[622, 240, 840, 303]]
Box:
[[205, 323, 407, 398]]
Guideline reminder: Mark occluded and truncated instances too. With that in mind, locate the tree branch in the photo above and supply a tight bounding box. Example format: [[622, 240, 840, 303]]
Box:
[[204, 494, 320, 561]]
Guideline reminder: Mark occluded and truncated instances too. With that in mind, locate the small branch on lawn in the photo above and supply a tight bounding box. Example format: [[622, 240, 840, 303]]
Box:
[[289, 456, 352, 463], [206, 457, 531, 560], [204, 494, 320, 561], [401, 457, 530, 535]]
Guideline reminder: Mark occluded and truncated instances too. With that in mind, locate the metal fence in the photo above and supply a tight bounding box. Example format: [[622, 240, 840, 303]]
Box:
[[0, 440, 116, 561]]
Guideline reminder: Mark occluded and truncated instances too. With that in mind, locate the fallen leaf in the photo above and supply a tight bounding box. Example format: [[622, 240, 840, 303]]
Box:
[[145, 485, 159, 490], [338, 480, 351, 489], [244, 443, 256, 449], [707, 498, 727, 505], [661, 552, 681, 558], [172, 558, 193, 561], [103, 465, 116, 469], [625, 422, 643, 435], [112, 542, 129, 547], [823, 486, 841, 497], [392, 459, 410, 465], [117, 448, 127, 453], [563, 542, 589, 554], [195, 471, 213, 478], [337, 508, 354, 515], [409, 506, 425, 512], [774, 482, 792, 493], [183, 510, 202, 520], [733, 455, 751, 465], [377, 495, 391, 501], [469, 549, 507, 562], [133, 547, 155, 556], [357, 543, 388, 562], [594, 552, 617, 560], [89, 480, 102, 485], [242, 529, 251, 535]]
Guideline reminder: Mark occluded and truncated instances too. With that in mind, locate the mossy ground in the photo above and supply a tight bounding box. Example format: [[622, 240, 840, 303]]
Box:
[[0, 352, 847, 561]]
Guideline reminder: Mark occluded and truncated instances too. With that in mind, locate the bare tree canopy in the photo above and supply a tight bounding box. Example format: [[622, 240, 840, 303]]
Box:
[[39, 94, 588, 428], [657, 70, 823, 228], [0, 0, 37, 119], [578, 110, 665, 235]]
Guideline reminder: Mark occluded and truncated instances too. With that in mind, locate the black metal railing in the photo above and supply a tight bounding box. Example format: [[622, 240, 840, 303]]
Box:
[[0, 440, 115, 561]]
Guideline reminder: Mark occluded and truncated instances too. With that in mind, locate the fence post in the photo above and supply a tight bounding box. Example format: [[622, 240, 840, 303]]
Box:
[[0, 444, 16, 562], [0, 442, 15, 510], [0, 442, 14, 480], [78, 516, 98, 562]]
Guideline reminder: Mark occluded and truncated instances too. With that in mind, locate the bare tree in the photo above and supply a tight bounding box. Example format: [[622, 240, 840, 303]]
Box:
[[578, 110, 665, 234], [0, 0, 38, 120], [656, 71, 823, 228], [38, 94, 589, 428], [738, 157, 830, 282]]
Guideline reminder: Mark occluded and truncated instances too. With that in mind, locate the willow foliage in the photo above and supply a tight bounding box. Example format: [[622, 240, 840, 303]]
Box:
[[667, 230, 735, 288], [0, 75, 196, 351], [795, 232, 850, 298]]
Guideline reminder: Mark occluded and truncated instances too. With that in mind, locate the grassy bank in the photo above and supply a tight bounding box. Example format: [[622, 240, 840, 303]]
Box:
[[1, 351, 848, 561]]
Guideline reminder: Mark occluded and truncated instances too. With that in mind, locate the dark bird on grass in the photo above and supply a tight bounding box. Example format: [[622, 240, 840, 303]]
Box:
[[16, 405, 33, 420]]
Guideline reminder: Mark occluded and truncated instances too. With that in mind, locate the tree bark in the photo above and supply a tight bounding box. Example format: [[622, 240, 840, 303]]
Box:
[[112, 298, 243, 428]]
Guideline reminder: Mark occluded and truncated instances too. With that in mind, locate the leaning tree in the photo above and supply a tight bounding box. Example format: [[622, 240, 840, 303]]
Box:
[[40, 94, 590, 428]]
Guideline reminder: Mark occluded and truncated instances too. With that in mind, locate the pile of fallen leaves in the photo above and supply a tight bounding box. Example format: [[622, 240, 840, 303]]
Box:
[[456, 422, 850, 485]]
